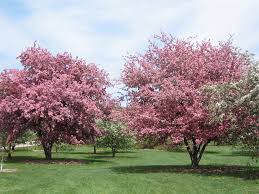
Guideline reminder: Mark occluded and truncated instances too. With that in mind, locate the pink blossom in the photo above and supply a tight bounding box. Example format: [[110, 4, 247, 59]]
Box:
[[0, 45, 112, 159]]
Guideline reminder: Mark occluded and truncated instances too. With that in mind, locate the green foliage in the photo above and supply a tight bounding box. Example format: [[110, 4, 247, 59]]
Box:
[[1, 130, 37, 148], [137, 135, 163, 149], [54, 143, 75, 152], [15, 130, 37, 144], [96, 121, 134, 156]]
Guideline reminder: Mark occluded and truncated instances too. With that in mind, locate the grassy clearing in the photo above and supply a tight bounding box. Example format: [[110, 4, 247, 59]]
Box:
[[0, 145, 258, 194]]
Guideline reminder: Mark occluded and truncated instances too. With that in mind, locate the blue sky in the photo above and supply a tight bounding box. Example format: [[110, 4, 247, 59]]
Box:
[[0, 0, 259, 92]]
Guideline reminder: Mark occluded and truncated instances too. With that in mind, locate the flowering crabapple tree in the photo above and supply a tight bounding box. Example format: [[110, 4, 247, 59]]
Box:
[[0, 69, 28, 158], [204, 64, 258, 155], [0, 45, 111, 159], [121, 33, 250, 168]]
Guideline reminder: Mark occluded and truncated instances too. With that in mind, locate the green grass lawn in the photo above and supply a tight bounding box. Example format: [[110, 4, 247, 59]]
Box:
[[0, 145, 259, 194]]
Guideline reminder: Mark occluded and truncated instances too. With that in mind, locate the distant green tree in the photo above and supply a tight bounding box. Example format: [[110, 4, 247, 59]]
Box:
[[0, 130, 37, 158], [54, 142, 75, 152], [96, 121, 134, 157], [15, 130, 37, 147]]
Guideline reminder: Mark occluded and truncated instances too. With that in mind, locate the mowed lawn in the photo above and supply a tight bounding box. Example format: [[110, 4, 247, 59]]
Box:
[[0, 145, 259, 194]]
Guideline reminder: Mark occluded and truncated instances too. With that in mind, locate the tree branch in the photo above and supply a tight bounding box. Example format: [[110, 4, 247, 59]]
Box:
[[184, 138, 193, 162], [3, 146, 7, 152], [191, 136, 197, 154], [198, 140, 211, 162]]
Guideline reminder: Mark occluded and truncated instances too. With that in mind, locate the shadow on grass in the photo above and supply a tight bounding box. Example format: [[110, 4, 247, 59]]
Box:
[[167, 149, 220, 154], [56, 150, 136, 155], [88, 155, 137, 159], [6, 155, 110, 164], [6, 150, 136, 164], [112, 165, 259, 180], [55, 150, 137, 159], [221, 150, 256, 157]]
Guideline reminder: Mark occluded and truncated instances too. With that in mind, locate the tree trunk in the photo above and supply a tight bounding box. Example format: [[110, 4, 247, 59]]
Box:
[[191, 153, 199, 168], [93, 145, 96, 154], [112, 147, 116, 157], [11, 144, 15, 151], [42, 141, 53, 160], [7, 144, 12, 159], [184, 138, 209, 168]]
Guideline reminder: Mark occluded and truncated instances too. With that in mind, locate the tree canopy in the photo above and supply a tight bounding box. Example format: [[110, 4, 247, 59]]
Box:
[[121, 33, 250, 167], [0, 45, 112, 159]]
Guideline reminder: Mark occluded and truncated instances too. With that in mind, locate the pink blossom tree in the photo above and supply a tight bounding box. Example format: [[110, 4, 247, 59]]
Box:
[[0, 45, 111, 159], [121, 33, 250, 168]]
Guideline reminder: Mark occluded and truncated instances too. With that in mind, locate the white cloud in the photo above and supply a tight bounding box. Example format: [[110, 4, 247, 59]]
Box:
[[0, 0, 259, 95], [181, 0, 259, 52]]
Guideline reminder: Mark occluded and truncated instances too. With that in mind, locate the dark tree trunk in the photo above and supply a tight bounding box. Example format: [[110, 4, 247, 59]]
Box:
[[11, 144, 15, 151], [7, 152, 11, 159], [93, 145, 96, 154], [184, 138, 209, 168], [112, 147, 116, 157], [191, 155, 199, 168], [3, 144, 12, 158], [7, 144, 12, 159], [42, 141, 53, 160]]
